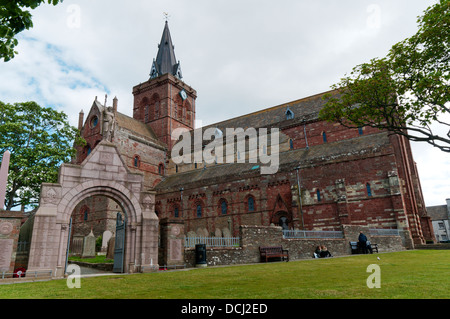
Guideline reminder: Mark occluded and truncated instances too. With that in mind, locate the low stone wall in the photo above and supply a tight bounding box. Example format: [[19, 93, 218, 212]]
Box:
[[184, 225, 406, 268], [68, 260, 114, 271]]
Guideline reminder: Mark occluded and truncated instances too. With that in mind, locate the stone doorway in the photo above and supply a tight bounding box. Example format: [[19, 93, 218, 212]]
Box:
[[271, 211, 292, 230], [26, 141, 159, 278]]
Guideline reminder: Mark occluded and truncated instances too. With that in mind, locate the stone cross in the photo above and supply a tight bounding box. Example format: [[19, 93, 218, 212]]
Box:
[[0, 151, 10, 210]]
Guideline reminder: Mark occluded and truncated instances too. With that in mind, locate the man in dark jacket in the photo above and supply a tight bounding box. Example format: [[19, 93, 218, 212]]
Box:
[[358, 231, 369, 254]]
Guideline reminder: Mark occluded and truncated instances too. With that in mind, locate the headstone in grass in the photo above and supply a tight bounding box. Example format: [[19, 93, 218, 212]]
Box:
[[101, 230, 112, 252], [82, 230, 96, 258], [106, 236, 115, 260]]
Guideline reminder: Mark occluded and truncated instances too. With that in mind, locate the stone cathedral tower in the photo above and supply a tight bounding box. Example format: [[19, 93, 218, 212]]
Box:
[[132, 21, 197, 150]]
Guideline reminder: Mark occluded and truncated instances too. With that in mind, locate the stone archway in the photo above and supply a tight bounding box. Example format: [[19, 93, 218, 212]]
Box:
[[26, 141, 159, 278]]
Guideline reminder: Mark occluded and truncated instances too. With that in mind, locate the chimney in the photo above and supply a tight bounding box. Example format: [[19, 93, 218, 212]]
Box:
[[78, 110, 84, 131], [113, 96, 118, 113]]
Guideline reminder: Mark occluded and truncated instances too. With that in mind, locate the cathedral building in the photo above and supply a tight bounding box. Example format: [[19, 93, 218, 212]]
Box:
[[73, 21, 434, 249]]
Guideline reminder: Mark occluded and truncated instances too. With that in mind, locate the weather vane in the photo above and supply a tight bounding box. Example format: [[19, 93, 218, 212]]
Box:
[[163, 12, 171, 22]]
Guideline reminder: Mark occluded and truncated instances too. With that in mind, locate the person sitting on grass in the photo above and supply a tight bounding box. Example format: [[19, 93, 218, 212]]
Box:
[[320, 245, 333, 258], [314, 246, 322, 258]]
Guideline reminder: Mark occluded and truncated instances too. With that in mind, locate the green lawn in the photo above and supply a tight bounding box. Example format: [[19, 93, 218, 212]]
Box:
[[1, 250, 449, 299]]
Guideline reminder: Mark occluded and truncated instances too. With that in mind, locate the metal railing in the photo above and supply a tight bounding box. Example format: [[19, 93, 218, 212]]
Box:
[[283, 230, 344, 239], [185, 236, 240, 248], [1, 270, 52, 280], [370, 228, 400, 236]]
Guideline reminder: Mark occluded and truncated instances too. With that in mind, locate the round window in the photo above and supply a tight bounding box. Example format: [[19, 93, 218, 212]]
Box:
[[91, 116, 99, 128]]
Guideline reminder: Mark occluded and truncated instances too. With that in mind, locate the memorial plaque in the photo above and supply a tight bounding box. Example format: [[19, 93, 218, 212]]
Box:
[[0, 222, 13, 235], [169, 238, 182, 261], [0, 239, 13, 271]]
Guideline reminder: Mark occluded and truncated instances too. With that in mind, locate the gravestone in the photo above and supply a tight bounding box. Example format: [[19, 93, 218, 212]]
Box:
[[101, 230, 112, 253], [82, 230, 96, 258], [70, 236, 84, 255], [106, 236, 115, 260], [187, 231, 197, 238], [222, 227, 231, 238]]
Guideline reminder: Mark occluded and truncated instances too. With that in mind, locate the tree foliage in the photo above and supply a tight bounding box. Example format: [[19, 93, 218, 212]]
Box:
[[0, 0, 63, 62], [320, 0, 450, 152], [0, 101, 84, 211]]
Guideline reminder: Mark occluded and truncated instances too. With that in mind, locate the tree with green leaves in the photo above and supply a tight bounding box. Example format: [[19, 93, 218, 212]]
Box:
[[0, 101, 84, 211], [320, 0, 450, 152], [0, 0, 63, 62]]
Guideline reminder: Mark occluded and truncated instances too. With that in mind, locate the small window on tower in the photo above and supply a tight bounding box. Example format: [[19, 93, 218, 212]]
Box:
[[366, 183, 372, 197]]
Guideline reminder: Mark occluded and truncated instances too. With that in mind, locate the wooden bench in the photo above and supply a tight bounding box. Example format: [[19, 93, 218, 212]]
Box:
[[259, 246, 289, 262], [349, 241, 379, 254]]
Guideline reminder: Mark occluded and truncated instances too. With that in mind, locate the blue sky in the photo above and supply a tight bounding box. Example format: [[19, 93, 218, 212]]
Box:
[[0, 0, 448, 206]]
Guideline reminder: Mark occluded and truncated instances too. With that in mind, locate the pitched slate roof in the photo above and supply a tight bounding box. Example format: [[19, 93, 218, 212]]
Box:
[[115, 112, 167, 148], [156, 131, 392, 192], [201, 89, 337, 133], [426, 205, 450, 220]]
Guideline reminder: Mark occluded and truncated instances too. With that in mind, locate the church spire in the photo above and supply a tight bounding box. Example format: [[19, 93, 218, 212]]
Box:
[[150, 21, 182, 79]]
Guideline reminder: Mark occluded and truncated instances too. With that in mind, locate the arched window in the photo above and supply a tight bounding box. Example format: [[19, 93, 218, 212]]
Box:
[[158, 163, 164, 175], [322, 132, 327, 143], [83, 209, 88, 221], [220, 199, 227, 215], [317, 189, 322, 202], [289, 139, 294, 150], [196, 204, 202, 218], [248, 196, 255, 212], [366, 183, 372, 197], [358, 127, 364, 135], [141, 97, 149, 122], [133, 155, 140, 168], [174, 206, 179, 218], [154, 100, 160, 119]]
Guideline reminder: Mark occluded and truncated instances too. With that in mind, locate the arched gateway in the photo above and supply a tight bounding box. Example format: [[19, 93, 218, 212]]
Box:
[[27, 141, 159, 278]]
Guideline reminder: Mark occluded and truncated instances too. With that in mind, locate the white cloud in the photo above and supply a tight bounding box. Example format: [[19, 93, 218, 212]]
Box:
[[0, 0, 447, 206]]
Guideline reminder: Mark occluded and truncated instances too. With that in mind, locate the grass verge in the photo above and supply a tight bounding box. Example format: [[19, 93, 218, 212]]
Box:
[[1, 250, 449, 299]]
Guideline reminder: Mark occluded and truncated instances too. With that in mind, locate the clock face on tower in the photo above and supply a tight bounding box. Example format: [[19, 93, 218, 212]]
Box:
[[179, 89, 187, 101]]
